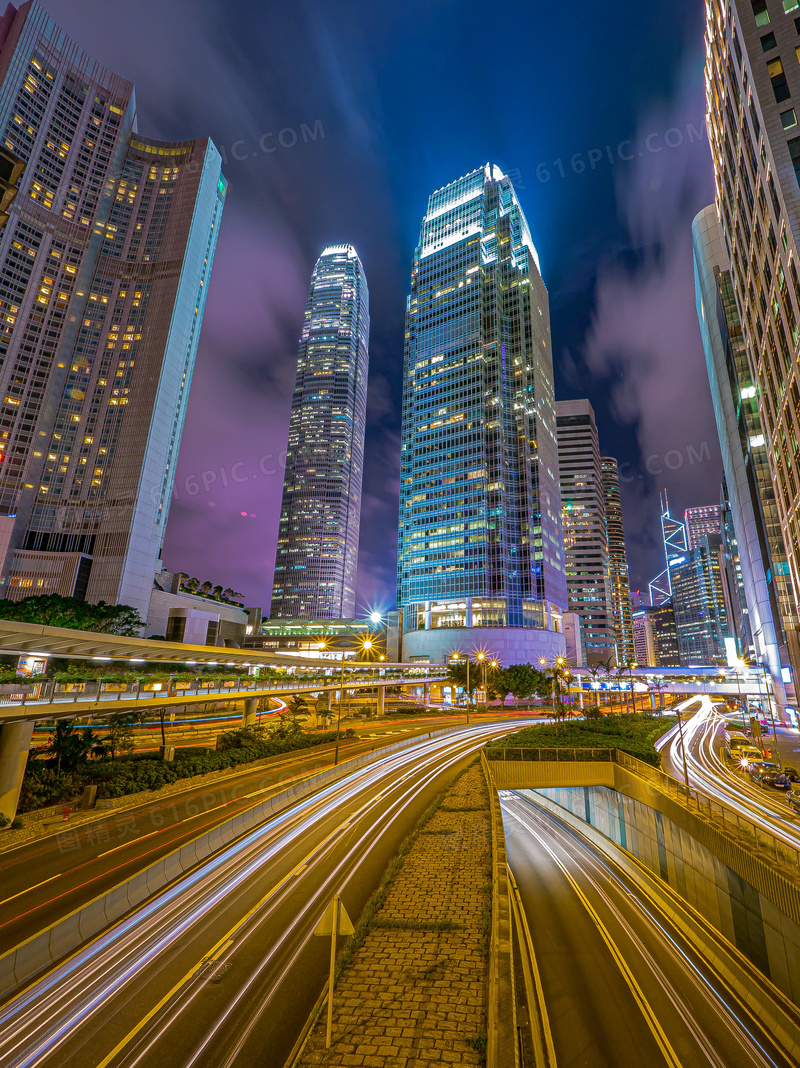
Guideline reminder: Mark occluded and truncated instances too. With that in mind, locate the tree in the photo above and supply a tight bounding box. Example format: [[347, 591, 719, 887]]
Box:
[[223, 587, 243, 602], [495, 664, 548, 703], [96, 712, 137, 761], [199, 581, 213, 596], [446, 660, 475, 700], [46, 721, 95, 773], [586, 665, 603, 718], [212, 585, 224, 599], [184, 577, 201, 593], [0, 594, 143, 635]]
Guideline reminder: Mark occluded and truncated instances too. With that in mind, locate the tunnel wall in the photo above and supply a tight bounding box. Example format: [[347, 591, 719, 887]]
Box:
[[522, 785, 800, 1006]]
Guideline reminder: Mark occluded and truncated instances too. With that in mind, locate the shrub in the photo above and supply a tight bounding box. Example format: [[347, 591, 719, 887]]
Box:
[[487, 714, 676, 767]]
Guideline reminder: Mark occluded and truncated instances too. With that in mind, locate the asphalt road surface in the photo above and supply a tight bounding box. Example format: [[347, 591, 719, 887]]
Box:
[[503, 790, 794, 1068], [0, 720, 523, 1068], [0, 720, 455, 948]]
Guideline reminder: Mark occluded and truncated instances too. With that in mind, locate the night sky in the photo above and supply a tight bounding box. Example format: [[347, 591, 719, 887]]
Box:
[[46, 0, 720, 613]]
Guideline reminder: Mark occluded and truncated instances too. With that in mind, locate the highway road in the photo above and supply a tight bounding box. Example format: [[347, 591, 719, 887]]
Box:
[[502, 790, 794, 1068], [0, 720, 524, 1068], [658, 696, 800, 847], [0, 719, 459, 948]]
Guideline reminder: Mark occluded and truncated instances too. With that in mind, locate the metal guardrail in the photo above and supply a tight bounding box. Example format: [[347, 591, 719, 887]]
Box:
[[485, 745, 800, 880], [0, 673, 442, 710]]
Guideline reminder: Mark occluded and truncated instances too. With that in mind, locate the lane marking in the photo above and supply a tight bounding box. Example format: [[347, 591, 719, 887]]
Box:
[[505, 806, 684, 1068]]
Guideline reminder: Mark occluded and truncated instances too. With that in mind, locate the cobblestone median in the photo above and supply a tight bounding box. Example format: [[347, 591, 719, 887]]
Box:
[[297, 763, 491, 1067]]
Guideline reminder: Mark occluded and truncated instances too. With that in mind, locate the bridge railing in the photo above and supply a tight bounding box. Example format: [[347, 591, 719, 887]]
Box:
[[0, 672, 444, 709], [485, 745, 800, 880]]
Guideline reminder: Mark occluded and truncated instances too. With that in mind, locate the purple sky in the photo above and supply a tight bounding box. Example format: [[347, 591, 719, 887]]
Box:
[[44, 0, 720, 609]]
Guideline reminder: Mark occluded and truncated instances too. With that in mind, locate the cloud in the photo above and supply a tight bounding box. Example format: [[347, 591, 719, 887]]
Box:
[[582, 69, 719, 590]]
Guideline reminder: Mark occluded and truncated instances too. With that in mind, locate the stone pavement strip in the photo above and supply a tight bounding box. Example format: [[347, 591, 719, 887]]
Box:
[[297, 764, 491, 1067]]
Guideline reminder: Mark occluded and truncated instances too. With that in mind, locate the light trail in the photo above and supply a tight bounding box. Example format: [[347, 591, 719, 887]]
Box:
[[0, 721, 519, 1068], [656, 697, 800, 849], [503, 793, 785, 1068]]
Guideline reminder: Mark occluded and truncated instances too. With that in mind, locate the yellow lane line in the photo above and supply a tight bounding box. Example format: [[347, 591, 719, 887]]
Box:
[[506, 807, 683, 1068], [93, 817, 349, 1068]]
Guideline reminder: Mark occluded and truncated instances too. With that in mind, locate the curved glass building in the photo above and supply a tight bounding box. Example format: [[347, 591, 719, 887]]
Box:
[[398, 164, 567, 664], [271, 244, 369, 619]]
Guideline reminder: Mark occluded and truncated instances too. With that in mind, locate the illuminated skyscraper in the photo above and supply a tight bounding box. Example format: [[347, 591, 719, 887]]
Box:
[[671, 532, 730, 666], [600, 456, 635, 663], [700, 0, 800, 706], [649, 494, 687, 606], [397, 164, 567, 664], [684, 505, 722, 550], [271, 245, 369, 619], [0, 1, 226, 619], [555, 399, 614, 666]]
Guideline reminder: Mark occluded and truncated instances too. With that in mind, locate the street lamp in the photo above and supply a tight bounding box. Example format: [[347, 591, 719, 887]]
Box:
[[450, 652, 470, 723], [759, 660, 782, 769], [628, 659, 638, 714]]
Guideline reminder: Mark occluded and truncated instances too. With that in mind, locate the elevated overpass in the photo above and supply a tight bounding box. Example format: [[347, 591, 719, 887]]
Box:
[[0, 618, 445, 821]]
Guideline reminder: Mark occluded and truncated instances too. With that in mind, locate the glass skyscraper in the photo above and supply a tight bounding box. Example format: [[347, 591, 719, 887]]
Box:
[[398, 165, 567, 664], [271, 244, 369, 619], [0, 1, 226, 619]]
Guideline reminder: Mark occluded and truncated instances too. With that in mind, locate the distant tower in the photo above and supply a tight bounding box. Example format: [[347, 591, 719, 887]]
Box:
[[684, 505, 722, 550], [271, 245, 369, 619], [600, 456, 635, 663], [649, 492, 687, 605], [397, 164, 567, 665], [555, 399, 615, 666]]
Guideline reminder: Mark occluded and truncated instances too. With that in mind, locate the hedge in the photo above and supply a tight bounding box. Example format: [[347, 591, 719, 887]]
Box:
[[486, 714, 677, 767], [19, 728, 358, 812]]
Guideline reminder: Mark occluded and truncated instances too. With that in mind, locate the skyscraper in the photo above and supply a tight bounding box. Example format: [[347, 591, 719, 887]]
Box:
[[692, 206, 796, 706], [684, 505, 722, 550], [671, 532, 731, 666], [0, 1, 226, 619], [397, 165, 567, 664], [649, 494, 687, 606], [271, 244, 369, 619], [701, 0, 800, 704], [600, 455, 635, 663], [555, 399, 614, 666]]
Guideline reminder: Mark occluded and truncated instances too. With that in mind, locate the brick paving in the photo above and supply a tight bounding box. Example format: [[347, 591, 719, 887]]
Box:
[[298, 765, 491, 1067]]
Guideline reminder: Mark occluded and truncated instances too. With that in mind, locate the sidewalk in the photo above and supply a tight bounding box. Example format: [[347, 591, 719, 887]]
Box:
[[296, 763, 491, 1067]]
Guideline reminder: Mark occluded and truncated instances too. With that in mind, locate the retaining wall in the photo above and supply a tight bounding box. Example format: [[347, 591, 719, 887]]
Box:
[[524, 784, 800, 1006]]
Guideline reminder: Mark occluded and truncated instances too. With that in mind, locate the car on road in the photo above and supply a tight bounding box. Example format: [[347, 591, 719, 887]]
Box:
[[724, 730, 750, 760], [736, 745, 766, 770], [748, 761, 780, 786], [759, 766, 800, 789], [786, 787, 800, 814]]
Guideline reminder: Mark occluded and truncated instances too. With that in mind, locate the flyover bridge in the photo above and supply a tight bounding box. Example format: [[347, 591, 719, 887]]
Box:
[[0, 618, 444, 821]]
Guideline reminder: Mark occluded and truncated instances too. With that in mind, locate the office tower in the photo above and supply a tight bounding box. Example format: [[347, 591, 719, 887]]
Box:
[[693, 206, 797, 704], [684, 505, 722, 550], [271, 244, 369, 619], [0, 1, 226, 620], [671, 532, 730, 666], [632, 607, 655, 667], [555, 400, 614, 666], [719, 483, 752, 654], [600, 455, 635, 663], [397, 164, 567, 665], [0, 146, 23, 232], [649, 494, 687, 606], [631, 589, 650, 609]]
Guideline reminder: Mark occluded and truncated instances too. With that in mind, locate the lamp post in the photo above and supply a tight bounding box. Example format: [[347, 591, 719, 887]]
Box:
[[676, 706, 690, 795], [760, 660, 782, 769], [450, 652, 470, 723], [476, 652, 485, 710], [628, 659, 638, 714], [334, 645, 347, 766]]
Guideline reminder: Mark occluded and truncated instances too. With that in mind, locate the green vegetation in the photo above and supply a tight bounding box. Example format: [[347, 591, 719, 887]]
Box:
[[486, 714, 677, 767], [18, 724, 358, 813], [0, 594, 143, 635]]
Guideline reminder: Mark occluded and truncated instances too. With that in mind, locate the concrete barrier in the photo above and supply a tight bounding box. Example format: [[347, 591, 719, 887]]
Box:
[[0, 726, 464, 1000]]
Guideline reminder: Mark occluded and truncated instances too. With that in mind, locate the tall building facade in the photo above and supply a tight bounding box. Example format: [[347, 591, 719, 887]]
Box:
[[632, 603, 681, 668], [693, 205, 797, 705], [397, 164, 567, 665], [702, 0, 800, 702], [271, 244, 369, 619], [0, 1, 226, 619], [600, 455, 635, 663], [649, 494, 688, 606], [684, 504, 722, 549], [555, 399, 614, 665], [671, 533, 731, 666]]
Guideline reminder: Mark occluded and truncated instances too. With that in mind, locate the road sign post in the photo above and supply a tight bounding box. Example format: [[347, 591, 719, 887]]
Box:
[[314, 894, 354, 1048]]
